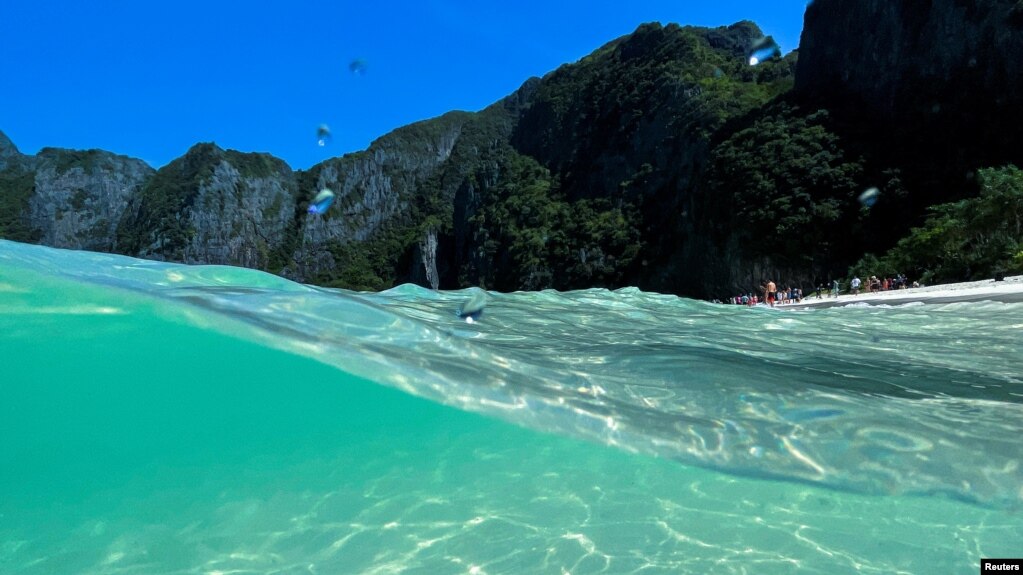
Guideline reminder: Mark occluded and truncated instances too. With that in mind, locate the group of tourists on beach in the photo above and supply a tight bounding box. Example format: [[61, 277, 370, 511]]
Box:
[[838, 274, 917, 296], [728, 280, 804, 306], [852, 274, 915, 293], [724, 273, 919, 307]]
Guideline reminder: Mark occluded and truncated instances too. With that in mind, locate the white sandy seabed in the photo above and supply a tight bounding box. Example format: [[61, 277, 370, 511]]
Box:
[[786, 275, 1023, 309]]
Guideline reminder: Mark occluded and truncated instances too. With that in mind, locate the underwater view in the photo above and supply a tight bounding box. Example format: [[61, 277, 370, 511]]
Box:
[[1, 240, 1021, 574]]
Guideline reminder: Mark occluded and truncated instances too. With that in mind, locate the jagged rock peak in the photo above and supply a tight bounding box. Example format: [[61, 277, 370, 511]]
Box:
[[181, 141, 225, 160], [703, 20, 769, 57], [613, 21, 767, 61], [0, 130, 20, 158], [174, 142, 293, 179]]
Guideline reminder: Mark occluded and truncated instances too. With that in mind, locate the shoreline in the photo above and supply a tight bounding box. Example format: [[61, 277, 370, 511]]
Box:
[[783, 275, 1023, 309]]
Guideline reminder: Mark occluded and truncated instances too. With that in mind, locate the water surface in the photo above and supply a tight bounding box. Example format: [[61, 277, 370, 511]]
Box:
[[1, 240, 1020, 574]]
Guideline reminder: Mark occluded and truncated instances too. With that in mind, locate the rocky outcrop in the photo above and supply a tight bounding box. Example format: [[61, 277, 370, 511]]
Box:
[[289, 112, 471, 280], [0, 135, 153, 250], [116, 143, 297, 270], [0, 130, 23, 171], [410, 228, 441, 289], [28, 149, 153, 252], [0, 131, 38, 243], [180, 157, 295, 269]]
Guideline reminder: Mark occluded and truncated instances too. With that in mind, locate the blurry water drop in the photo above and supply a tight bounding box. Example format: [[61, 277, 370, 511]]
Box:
[[307, 189, 336, 215], [713, 67, 724, 78], [316, 124, 332, 147], [858, 187, 880, 207], [748, 37, 781, 66], [749, 446, 764, 458], [349, 59, 368, 75], [458, 289, 487, 322]]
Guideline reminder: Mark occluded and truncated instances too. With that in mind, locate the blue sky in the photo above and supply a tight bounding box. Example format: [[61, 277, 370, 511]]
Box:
[[0, 1, 809, 170]]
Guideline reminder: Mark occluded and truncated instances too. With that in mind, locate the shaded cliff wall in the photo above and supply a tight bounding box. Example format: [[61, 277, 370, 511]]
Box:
[[0, 132, 39, 243], [796, 0, 1023, 200]]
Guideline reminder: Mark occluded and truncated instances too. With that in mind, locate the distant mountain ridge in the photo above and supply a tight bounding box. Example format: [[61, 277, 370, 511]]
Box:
[[3, 0, 1022, 297]]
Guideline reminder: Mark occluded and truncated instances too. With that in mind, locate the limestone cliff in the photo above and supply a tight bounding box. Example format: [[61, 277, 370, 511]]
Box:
[[4, 6, 1020, 298], [116, 143, 297, 270], [287, 112, 471, 283], [0, 130, 22, 170], [0, 135, 153, 251], [30, 149, 154, 252]]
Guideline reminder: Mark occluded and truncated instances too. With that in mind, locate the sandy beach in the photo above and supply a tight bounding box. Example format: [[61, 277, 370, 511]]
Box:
[[785, 275, 1023, 308]]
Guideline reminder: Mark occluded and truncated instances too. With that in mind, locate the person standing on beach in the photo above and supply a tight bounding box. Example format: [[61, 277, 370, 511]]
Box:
[[764, 279, 776, 307], [831, 279, 840, 297], [851, 276, 861, 295]]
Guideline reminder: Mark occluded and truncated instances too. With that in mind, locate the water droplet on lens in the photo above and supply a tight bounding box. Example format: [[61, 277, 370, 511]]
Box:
[[458, 289, 487, 322], [308, 188, 336, 215], [748, 37, 781, 66], [749, 446, 764, 458], [858, 187, 880, 207], [349, 58, 367, 75], [316, 124, 332, 147]]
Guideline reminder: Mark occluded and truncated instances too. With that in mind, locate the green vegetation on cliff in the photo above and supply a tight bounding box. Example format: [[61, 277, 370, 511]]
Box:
[[468, 152, 642, 290], [115, 143, 219, 259], [513, 22, 795, 201], [851, 166, 1023, 283], [37, 148, 107, 175], [0, 167, 38, 243], [703, 104, 864, 270], [7, 9, 1023, 297], [490, 21, 798, 293]]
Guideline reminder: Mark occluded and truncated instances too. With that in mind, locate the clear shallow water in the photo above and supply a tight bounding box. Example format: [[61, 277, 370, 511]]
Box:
[[0, 240, 1020, 574]]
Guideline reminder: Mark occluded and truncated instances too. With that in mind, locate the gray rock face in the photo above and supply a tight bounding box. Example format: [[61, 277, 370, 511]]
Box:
[[182, 160, 295, 269], [411, 228, 440, 290], [27, 150, 153, 252], [116, 144, 299, 272], [0, 130, 22, 170], [291, 112, 470, 279]]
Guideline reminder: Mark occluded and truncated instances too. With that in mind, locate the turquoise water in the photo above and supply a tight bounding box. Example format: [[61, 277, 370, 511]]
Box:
[[1, 239, 1020, 574]]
